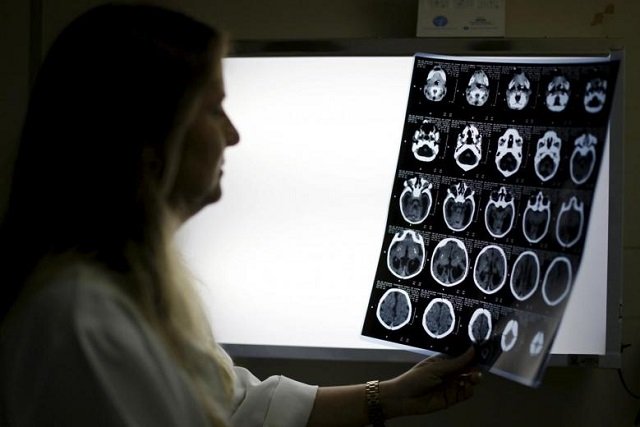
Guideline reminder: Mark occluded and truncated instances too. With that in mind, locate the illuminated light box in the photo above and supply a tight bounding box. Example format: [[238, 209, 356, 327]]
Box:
[[175, 40, 623, 367]]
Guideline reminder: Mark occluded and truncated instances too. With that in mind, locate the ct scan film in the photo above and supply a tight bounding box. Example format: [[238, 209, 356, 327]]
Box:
[[361, 53, 620, 387]]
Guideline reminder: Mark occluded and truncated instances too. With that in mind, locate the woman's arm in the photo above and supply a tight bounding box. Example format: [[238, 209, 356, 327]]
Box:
[[306, 348, 481, 427]]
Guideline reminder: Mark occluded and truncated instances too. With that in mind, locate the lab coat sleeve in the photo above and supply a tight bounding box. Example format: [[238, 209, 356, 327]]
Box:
[[230, 365, 318, 427]]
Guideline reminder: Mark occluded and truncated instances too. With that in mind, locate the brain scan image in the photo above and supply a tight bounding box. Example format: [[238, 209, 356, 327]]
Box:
[[412, 120, 440, 162], [570, 133, 597, 185], [530, 331, 545, 356], [454, 125, 482, 171], [423, 298, 456, 339], [556, 196, 584, 248], [443, 182, 475, 232], [423, 66, 448, 102], [506, 70, 531, 110], [542, 257, 573, 306], [495, 128, 523, 177], [430, 238, 469, 287], [465, 69, 490, 107], [387, 230, 425, 279], [510, 251, 540, 301], [473, 245, 507, 294], [485, 187, 515, 238], [534, 130, 562, 182], [501, 319, 519, 352], [376, 288, 413, 330], [522, 191, 551, 244], [583, 77, 607, 113], [468, 308, 492, 344], [545, 75, 570, 112], [400, 177, 433, 224]]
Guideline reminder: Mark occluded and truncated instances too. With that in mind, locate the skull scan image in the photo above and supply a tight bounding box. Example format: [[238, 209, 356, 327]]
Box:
[[545, 75, 570, 112], [542, 257, 573, 306], [556, 196, 584, 248], [534, 130, 562, 182], [501, 319, 519, 352], [495, 128, 523, 177], [510, 251, 540, 301], [570, 133, 597, 185], [400, 177, 433, 224], [423, 66, 447, 102], [387, 230, 425, 279], [454, 125, 482, 172], [530, 331, 545, 356], [430, 238, 469, 287], [522, 191, 551, 244], [468, 308, 492, 344], [484, 187, 515, 238], [506, 70, 532, 110], [443, 182, 475, 232], [473, 245, 507, 295], [465, 69, 490, 107], [423, 298, 456, 339], [376, 289, 412, 330], [583, 78, 607, 113], [412, 120, 440, 162]]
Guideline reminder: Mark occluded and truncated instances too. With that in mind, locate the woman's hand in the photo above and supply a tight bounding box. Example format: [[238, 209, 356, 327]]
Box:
[[379, 347, 482, 418], [307, 348, 481, 427]]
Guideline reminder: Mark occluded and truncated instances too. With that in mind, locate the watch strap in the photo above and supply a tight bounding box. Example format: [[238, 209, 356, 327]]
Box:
[[365, 380, 386, 427]]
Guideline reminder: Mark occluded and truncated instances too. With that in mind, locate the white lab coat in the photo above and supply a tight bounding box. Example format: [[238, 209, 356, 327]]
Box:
[[0, 263, 317, 426]]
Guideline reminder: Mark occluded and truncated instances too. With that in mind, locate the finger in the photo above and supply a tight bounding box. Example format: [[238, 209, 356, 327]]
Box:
[[447, 376, 474, 406], [457, 369, 483, 385], [423, 383, 452, 412], [462, 380, 475, 399], [444, 380, 462, 408], [430, 347, 476, 376], [456, 374, 477, 396], [415, 376, 476, 414]]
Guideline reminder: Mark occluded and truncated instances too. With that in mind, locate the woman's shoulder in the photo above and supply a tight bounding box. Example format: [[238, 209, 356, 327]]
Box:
[[0, 260, 211, 426], [7, 261, 135, 333], [9, 260, 171, 371], [0, 259, 151, 363]]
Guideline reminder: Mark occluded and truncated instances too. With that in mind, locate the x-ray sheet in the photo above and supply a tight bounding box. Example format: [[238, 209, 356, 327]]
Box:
[[361, 53, 620, 387]]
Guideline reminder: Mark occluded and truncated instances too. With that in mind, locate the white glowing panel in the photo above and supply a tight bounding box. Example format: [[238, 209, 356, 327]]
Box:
[[175, 56, 608, 356]]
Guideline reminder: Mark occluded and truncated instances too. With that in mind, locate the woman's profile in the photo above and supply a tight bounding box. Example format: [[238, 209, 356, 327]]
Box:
[[0, 4, 479, 426]]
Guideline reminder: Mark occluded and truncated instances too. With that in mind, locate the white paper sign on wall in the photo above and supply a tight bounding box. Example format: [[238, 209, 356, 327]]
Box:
[[417, 0, 505, 37]]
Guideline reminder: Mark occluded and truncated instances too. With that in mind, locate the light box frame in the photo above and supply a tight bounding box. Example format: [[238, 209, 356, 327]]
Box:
[[210, 38, 624, 368]]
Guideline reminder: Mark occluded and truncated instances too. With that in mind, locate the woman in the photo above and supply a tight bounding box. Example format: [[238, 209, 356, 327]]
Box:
[[0, 4, 480, 426]]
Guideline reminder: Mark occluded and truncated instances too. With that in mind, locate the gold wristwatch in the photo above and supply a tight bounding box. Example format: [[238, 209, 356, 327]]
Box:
[[365, 380, 386, 427]]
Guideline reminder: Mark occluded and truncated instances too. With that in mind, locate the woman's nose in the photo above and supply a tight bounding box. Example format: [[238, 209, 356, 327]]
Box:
[[226, 119, 240, 146]]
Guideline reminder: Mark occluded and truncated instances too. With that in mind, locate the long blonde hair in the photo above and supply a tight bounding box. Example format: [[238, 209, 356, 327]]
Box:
[[0, 4, 234, 425]]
